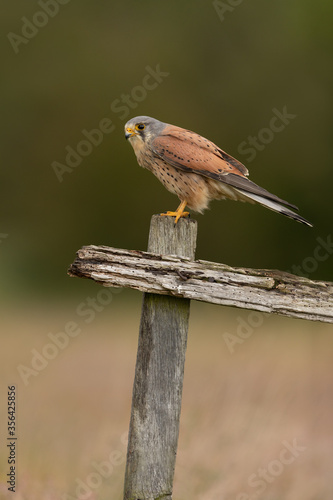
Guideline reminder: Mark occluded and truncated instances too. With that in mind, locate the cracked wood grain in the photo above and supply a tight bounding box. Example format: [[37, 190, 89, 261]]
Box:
[[124, 215, 196, 500], [69, 233, 333, 324]]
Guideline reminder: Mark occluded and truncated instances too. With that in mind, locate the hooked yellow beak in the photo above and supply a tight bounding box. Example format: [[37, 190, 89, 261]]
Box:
[[125, 127, 137, 140]]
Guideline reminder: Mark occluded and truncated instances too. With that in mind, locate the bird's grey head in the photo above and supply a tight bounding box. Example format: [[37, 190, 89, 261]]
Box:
[[125, 116, 167, 144]]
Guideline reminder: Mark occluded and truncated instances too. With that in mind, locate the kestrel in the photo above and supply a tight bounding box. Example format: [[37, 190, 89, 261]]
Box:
[[125, 116, 312, 226]]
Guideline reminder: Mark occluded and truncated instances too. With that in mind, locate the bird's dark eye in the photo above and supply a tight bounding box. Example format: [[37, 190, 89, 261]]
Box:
[[136, 123, 145, 131]]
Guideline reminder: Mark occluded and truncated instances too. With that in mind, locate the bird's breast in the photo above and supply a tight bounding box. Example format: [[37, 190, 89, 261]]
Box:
[[129, 138, 152, 170]]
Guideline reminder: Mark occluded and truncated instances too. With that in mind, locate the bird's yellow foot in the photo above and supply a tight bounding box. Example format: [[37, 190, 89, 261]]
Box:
[[160, 200, 189, 224], [160, 210, 190, 224]]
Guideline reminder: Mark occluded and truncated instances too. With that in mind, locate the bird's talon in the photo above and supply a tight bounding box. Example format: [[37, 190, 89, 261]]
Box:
[[160, 211, 178, 216], [160, 210, 189, 224], [175, 211, 189, 223]]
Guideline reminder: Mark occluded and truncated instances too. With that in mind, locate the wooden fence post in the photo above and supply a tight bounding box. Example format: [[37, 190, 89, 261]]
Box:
[[123, 214, 197, 500], [68, 215, 333, 498]]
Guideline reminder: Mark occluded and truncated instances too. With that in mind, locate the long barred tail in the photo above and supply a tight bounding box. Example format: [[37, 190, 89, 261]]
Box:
[[235, 190, 313, 227]]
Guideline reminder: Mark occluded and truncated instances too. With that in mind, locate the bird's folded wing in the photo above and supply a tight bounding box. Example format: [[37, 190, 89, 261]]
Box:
[[152, 125, 298, 211], [153, 125, 249, 176]]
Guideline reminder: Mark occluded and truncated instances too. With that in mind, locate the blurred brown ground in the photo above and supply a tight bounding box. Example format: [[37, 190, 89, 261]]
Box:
[[1, 296, 332, 500], [1, 2, 333, 499]]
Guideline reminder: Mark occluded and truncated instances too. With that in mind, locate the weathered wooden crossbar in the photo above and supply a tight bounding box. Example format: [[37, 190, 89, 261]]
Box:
[[68, 215, 333, 500], [69, 240, 333, 324]]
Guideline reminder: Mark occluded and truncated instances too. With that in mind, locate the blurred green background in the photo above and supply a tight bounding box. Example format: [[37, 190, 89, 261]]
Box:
[[1, 0, 332, 300], [1, 2, 333, 499]]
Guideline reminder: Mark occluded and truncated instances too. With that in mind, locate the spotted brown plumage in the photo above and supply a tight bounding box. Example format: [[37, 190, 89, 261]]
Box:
[[125, 115, 312, 226]]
